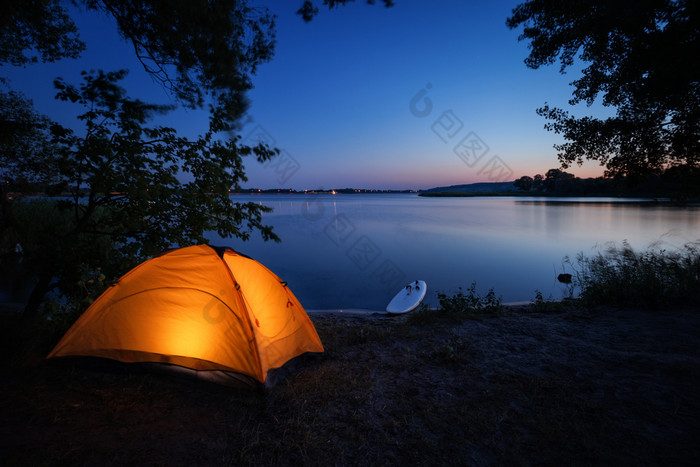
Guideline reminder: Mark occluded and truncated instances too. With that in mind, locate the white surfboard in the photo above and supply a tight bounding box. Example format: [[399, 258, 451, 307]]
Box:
[[386, 280, 427, 314]]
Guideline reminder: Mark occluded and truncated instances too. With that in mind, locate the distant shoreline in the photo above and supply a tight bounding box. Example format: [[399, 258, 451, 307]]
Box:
[[419, 190, 656, 198], [418, 191, 700, 204], [231, 189, 418, 195], [8, 190, 698, 205]]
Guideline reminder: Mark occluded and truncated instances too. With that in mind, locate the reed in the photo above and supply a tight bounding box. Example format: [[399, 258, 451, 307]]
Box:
[[566, 241, 700, 308]]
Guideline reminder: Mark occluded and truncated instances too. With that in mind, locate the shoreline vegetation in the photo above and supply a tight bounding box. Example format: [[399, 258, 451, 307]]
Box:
[[419, 190, 680, 200], [1, 242, 699, 464], [419, 167, 700, 203]]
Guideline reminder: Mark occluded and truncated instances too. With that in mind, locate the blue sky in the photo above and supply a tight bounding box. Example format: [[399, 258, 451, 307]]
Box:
[[1, 0, 611, 190]]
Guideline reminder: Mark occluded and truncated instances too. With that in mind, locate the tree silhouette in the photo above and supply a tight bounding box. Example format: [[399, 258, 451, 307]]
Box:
[[1, 1, 278, 318], [2, 71, 278, 318], [513, 175, 534, 191], [508, 0, 699, 179], [297, 0, 395, 22]]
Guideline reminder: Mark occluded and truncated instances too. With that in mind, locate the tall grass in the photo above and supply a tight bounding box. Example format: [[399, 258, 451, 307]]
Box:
[[566, 241, 700, 308]]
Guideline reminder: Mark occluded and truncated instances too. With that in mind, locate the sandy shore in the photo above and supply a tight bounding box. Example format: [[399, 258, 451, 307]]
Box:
[[1, 304, 699, 465]]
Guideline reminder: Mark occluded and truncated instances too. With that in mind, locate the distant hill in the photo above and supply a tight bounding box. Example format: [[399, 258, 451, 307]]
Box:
[[421, 181, 515, 194]]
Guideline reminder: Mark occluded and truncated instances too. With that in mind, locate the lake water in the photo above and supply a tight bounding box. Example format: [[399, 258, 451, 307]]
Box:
[[207, 194, 700, 310]]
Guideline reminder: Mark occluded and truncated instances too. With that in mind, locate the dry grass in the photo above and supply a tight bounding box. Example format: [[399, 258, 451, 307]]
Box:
[[2, 306, 700, 465]]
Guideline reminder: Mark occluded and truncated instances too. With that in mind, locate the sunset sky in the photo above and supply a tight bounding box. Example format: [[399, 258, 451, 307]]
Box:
[[1, 0, 613, 190]]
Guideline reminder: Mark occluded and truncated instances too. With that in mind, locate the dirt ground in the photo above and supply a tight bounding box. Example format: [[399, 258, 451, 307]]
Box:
[[1, 305, 699, 466]]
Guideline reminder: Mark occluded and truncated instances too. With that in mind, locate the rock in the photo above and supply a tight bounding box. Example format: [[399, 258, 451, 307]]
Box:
[[557, 273, 572, 284]]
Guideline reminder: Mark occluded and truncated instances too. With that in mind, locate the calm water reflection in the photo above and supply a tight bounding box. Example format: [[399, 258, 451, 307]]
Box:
[[207, 194, 700, 309]]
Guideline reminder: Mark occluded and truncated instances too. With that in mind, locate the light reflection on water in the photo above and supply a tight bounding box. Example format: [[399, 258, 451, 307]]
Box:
[[209, 194, 700, 310]]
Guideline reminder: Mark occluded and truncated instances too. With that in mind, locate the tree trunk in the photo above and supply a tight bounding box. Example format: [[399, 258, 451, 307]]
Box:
[[21, 273, 52, 323]]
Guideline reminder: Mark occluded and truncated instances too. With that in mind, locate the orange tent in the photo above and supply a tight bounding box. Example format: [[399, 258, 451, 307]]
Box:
[[48, 245, 323, 386]]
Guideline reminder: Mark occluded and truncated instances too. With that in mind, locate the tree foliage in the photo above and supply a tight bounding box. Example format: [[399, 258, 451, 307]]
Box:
[[3, 0, 276, 130], [515, 168, 615, 195], [83, 0, 276, 131], [0, 87, 57, 189], [0, 1, 281, 317], [1, 71, 279, 317], [513, 175, 533, 191], [0, 0, 84, 66], [48, 70, 278, 245], [507, 0, 700, 178], [296, 0, 394, 22], [513, 166, 700, 198]]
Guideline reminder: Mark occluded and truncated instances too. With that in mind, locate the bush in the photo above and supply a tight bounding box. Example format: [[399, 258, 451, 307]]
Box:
[[407, 282, 503, 325], [438, 282, 503, 314]]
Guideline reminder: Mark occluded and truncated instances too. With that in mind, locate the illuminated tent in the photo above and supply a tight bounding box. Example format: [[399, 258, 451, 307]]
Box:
[[48, 244, 324, 386]]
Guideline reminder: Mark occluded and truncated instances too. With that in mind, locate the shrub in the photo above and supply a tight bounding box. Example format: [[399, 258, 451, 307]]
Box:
[[437, 282, 503, 314], [405, 282, 503, 324]]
